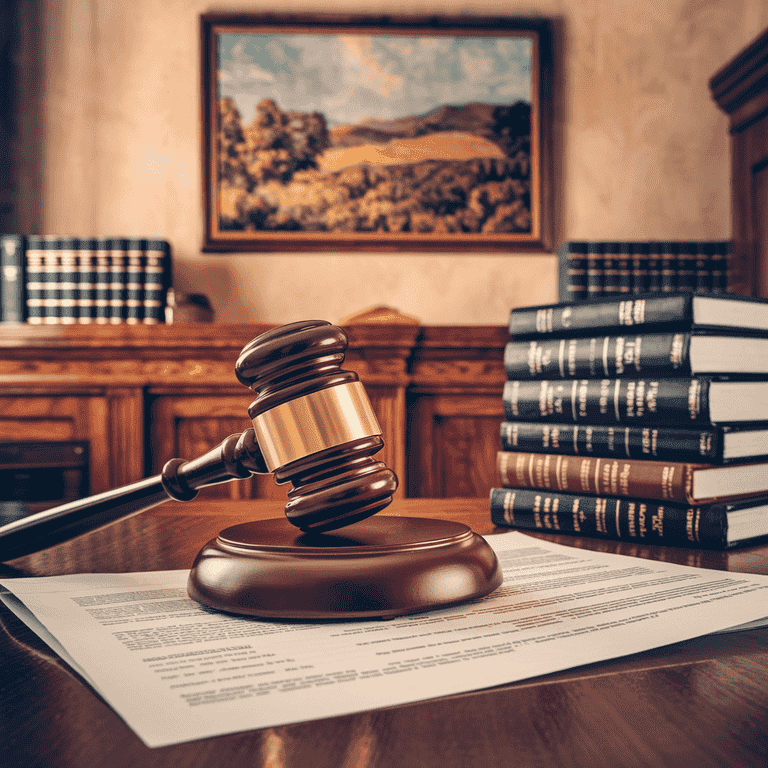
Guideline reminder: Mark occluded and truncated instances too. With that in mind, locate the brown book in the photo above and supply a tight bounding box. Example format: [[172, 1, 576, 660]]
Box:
[[497, 450, 768, 505]]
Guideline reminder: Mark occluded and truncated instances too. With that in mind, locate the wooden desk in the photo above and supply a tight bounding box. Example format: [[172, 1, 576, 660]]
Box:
[[1, 498, 767, 768]]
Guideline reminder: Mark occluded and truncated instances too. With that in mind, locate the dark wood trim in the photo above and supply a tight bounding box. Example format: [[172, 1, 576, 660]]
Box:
[[710, 27, 768, 132], [711, 27, 768, 298], [200, 13, 553, 253]]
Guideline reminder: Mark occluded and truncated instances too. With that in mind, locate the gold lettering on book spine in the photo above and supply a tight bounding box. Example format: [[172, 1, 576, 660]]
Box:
[[502, 490, 517, 526]]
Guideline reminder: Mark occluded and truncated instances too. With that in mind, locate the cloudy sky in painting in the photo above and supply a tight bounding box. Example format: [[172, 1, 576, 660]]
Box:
[[217, 32, 533, 127]]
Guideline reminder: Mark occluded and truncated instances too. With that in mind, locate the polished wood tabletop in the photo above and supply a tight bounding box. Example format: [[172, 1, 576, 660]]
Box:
[[1, 497, 767, 768]]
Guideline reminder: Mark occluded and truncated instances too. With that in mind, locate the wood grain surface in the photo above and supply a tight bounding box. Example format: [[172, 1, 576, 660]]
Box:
[[1, 498, 766, 768]]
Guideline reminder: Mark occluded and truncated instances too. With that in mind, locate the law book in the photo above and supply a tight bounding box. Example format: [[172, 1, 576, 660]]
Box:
[[508, 292, 768, 339], [94, 239, 111, 324], [502, 378, 768, 426], [660, 241, 679, 292], [557, 241, 588, 302], [504, 332, 768, 379], [58, 237, 78, 324], [0, 234, 26, 323], [500, 420, 768, 464], [489, 487, 768, 549], [585, 241, 604, 298], [40, 236, 62, 324], [630, 242, 648, 293], [708, 241, 730, 292], [77, 238, 98, 323], [675, 242, 697, 292], [108, 237, 128, 324], [23, 235, 44, 324], [496, 450, 768, 505], [602, 241, 621, 293], [646, 241, 662, 292], [617, 241, 632, 293], [125, 238, 144, 324], [143, 239, 170, 324], [556, 242, 730, 302]]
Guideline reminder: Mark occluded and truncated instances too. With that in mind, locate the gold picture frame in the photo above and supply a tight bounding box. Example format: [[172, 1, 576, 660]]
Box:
[[201, 13, 553, 252]]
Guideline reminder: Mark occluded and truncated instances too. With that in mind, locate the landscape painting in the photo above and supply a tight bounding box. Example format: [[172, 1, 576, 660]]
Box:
[[201, 15, 551, 252]]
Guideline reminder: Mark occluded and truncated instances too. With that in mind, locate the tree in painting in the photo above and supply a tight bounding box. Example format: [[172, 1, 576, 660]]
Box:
[[216, 31, 534, 235]]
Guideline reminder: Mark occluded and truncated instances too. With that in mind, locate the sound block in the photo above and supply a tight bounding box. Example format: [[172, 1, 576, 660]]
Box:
[[188, 516, 502, 620]]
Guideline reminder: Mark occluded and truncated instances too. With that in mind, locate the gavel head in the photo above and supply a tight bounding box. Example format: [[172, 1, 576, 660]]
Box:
[[234, 320, 398, 532]]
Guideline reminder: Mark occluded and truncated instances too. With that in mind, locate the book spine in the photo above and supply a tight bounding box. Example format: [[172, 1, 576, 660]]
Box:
[[617, 242, 632, 293], [694, 242, 711, 293], [504, 333, 690, 379], [143, 239, 169, 324], [508, 294, 693, 339], [709, 242, 730, 292], [502, 377, 711, 425], [41, 236, 61, 325], [660, 241, 678, 292], [496, 451, 698, 504], [586, 242, 604, 299], [630, 242, 648, 293], [602, 242, 621, 294], [108, 237, 128, 324], [500, 421, 723, 463], [125, 238, 144, 324], [489, 487, 728, 548], [646, 241, 662, 292], [558, 241, 589, 302], [24, 236, 44, 324], [675, 242, 696, 292], [95, 239, 111, 324], [59, 237, 78, 325], [1, 234, 26, 323], [77, 238, 98, 324]]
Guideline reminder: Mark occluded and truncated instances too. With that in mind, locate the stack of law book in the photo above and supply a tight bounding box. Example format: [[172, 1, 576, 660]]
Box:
[[557, 240, 731, 303], [490, 292, 768, 550], [0, 234, 172, 325]]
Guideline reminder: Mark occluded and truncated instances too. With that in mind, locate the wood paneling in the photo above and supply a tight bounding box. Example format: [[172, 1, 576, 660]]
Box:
[[0, 322, 507, 499], [710, 27, 768, 297]]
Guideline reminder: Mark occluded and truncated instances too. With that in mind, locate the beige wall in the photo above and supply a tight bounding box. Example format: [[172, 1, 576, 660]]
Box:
[[15, 0, 768, 324]]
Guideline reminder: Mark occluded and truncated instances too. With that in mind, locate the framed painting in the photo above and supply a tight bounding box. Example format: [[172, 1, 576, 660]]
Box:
[[201, 14, 553, 252]]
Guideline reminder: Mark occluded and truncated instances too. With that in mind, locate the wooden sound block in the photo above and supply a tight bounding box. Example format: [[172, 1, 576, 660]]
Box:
[[187, 516, 503, 620]]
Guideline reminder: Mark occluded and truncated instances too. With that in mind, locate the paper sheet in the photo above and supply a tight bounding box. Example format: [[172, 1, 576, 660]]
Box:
[[2, 531, 767, 748]]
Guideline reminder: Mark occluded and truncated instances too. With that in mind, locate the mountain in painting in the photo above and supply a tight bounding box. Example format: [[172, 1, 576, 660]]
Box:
[[217, 97, 533, 235]]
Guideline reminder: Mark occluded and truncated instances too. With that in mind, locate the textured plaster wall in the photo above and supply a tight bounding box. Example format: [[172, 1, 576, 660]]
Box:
[[16, 0, 768, 324]]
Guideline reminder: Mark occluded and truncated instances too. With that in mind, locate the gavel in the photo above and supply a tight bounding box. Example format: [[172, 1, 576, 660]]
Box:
[[0, 320, 502, 619], [0, 320, 398, 561]]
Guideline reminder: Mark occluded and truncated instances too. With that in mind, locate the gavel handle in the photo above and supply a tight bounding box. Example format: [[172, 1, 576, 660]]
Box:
[[0, 430, 268, 562]]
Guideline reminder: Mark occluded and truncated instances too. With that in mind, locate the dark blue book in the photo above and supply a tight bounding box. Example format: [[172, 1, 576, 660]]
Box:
[[490, 487, 768, 549], [0, 234, 26, 323], [508, 291, 768, 339]]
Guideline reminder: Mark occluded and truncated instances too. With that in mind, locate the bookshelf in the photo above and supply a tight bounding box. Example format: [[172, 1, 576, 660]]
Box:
[[710, 26, 768, 298]]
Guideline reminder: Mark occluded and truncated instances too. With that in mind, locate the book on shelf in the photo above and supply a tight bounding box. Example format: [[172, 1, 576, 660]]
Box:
[[557, 241, 731, 303], [489, 487, 768, 550], [0, 234, 172, 326], [143, 239, 171, 325], [500, 420, 768, 464], [509, 291, 768, 340], [503, 377, 768, 426], [0, 234, 26, 324], [496, 450, 768, 505], [504, 332, 768, 379]]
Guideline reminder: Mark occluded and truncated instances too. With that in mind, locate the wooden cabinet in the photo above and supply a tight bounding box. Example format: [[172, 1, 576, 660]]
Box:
[[0, 383, 143, 492], [406, 326, 507, 497], [0, 322, 507, 501], [711, 27, 768, 297]]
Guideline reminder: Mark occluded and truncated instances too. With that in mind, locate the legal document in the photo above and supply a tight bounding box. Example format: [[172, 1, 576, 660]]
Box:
[[2, 531, 767, 748]]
